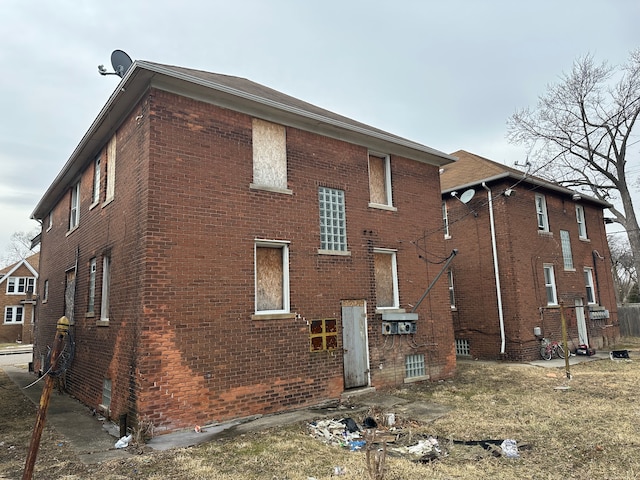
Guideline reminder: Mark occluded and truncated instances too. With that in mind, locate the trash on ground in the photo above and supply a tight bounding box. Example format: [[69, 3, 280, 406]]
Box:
[[610, 350, 630, 360], [500, 439, 519, 458], [308, 419, 362, 447], [332, 466, 346, 475], [115, 434, 133, 449], [391, 436, 442, 462]]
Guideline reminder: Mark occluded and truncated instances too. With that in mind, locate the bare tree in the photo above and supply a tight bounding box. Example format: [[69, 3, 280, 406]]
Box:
[[508, 49, 640, 280], [608, 235, 638, 304], [1, 230, 40, 266]]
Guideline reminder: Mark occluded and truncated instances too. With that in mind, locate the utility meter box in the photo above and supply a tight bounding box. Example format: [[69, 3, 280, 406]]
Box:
[[381, 322, 398, 335], [397, 321, 417, 334]]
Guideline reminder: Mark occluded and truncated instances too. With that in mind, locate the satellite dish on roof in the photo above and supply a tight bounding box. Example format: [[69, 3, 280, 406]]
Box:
[[459, 189, 475, 204], [111, 50, 133, 77], [98, 50, 133, 77]]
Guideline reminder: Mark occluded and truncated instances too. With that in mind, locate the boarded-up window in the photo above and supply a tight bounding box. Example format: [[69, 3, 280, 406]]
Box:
[[252, 119, 287, 191], [255, 242, 289, 313], [374, 249, 398, 308], [368, 153, 391, 206], [105, 134, 116, 202]]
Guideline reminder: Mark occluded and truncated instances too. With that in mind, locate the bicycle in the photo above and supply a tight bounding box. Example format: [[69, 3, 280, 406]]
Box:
[[540, 338, 565, 360]]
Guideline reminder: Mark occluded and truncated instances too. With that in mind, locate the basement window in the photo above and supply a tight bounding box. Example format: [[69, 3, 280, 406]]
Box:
[[309, 318, 338, 352], [455, 339, 470, 356], [101, 378, 112, 410], [405, 354, 425, 378]]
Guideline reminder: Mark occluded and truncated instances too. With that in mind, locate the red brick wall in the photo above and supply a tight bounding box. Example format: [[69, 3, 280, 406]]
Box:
[[447, 180, 619, 361], [36, 87, 455, 433]]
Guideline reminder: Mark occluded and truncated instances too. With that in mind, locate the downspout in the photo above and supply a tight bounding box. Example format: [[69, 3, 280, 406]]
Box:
[[482, 182, 506, 354]]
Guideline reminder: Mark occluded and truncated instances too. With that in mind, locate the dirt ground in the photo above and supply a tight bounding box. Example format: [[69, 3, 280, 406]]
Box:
[[2, 339, 640, 479]]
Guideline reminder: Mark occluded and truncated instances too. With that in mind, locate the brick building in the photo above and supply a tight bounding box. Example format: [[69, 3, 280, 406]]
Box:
[[31, 61, 457, 433], [0, 253, 39, 344], [441, 150, 619, 361]]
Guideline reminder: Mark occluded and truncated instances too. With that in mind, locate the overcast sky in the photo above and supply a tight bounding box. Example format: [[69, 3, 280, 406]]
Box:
[[1, 0, 639, 260]]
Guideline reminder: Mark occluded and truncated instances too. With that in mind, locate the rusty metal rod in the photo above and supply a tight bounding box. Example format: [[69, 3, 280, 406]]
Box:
[[22, 316, 70, 480]]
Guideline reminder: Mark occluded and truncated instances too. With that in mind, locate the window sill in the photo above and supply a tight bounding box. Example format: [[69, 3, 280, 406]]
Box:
[[537, 230, 553, 237], [96, 319, 110, 327], [564, 268, 576, 272], [317, 249, 351, 256], [89, 201, 99, 211], [3, 322, 24, 325], [444, 234, 451, 240], [66, 226, 79, 237], [579, 237, 590, 242], [102, 197, 114, 208], [250, 183, 293, 195], [368, 202, 397, 212], [252, 312, 296, 321], [404, 375, 429, 384], [86, 312, 95, 318]]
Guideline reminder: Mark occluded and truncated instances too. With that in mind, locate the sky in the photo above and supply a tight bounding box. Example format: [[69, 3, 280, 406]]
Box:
[[1, 0, 639, 260]]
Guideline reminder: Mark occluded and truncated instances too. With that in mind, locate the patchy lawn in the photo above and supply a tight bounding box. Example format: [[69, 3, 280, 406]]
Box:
[[2, 340, 640, 479]]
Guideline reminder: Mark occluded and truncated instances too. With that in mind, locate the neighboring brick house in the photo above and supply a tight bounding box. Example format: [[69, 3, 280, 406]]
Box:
[[30, 61, 457, 433], [0, 253, 39, 344], [441, 150, 619, 361]]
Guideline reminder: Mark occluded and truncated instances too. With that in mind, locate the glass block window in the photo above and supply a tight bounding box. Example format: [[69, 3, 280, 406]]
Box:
[[318, 187, 347, 252], [102, 378, 112, 408], [309, 318, 338, 352], [560, 230, 573, 270], [405, 354, 425, 378], [455, 339, 470, 356]]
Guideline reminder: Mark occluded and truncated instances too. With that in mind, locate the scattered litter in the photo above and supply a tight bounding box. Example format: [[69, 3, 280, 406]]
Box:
[[194, 425, 203, 433], [500, 439, 519, 458], [308, 419, 362, 447], [553, 386, 570, 391], [392, 436, 441, 462], [362, 416, 378, 429], [349, 440, 366, 451], [341, 417, 360, 432], [115, 434, 133, 449], [610, 350, 630, 360], [332, 466, 346, 475], [383, 413, 395, 426]]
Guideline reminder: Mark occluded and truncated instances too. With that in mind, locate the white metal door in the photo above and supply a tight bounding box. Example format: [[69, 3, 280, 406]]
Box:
[[342, 302, 369, 389], [575, 298, 589, 346]]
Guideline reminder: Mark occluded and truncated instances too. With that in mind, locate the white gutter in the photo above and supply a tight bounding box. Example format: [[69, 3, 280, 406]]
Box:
[[482, 182, 506, 354]]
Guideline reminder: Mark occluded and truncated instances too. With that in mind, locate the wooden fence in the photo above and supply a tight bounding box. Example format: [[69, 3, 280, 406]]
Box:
[[618, 304, 640, 337]]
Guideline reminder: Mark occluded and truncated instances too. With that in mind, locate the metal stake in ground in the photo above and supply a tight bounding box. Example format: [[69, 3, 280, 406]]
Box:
[[560, 304, 571, 379], [22, 316, 70, 480]]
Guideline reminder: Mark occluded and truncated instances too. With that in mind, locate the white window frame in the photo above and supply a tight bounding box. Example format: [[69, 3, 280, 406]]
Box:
[[254, 240, 290, 315], [69, 181, 80, 230], [442, 202, 450, 238], [543, 264, 558, 305], [47, 212, 52, 232], [318, 187, 348, 253], [535, 194, 549, 232], [104, 134, 116, 204], [6, 277, 35, 295], [250, 118, 291, 194], [576, 205, 587, 239], [374, 248, 399, 310], [92, 155, 101, 206], [4, 306, 24, 324], [100, 255, 111, 321], [368, 152, 394, 209], [560, 230, 574, 270], [43, 279, 49, 303], [88, 258, 97, 313], [584, 267, 596, 304], [447, 269, 456, 308]]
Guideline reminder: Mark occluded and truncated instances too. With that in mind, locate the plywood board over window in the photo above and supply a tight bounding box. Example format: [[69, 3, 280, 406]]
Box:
[[256, 246, 284, 311], [374, 250, 398, 308], [369, 154, 386, 203], [252, 118, 290, 192]]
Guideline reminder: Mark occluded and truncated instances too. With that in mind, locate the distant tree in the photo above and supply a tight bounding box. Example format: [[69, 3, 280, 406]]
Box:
[[608, 235, 639, 304], [1, 230, 40, 267], [508, 49, 640, 285]]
